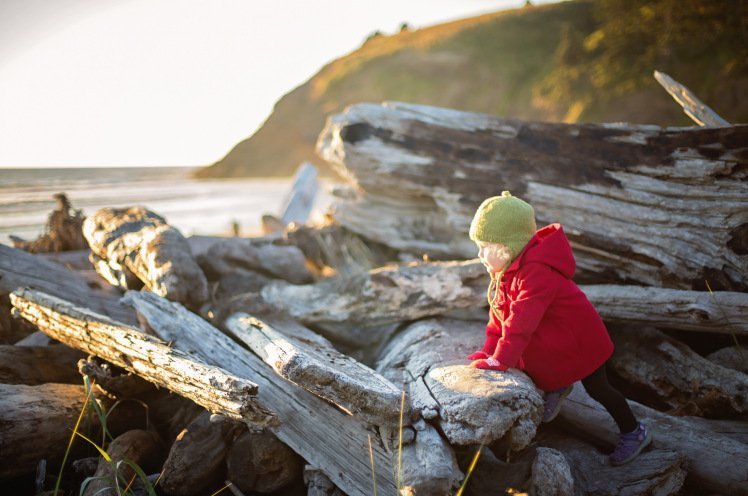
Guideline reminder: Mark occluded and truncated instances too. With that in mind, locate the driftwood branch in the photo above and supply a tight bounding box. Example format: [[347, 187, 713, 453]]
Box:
[[653, 70, 731, 127], [9, 288, 271, 425]]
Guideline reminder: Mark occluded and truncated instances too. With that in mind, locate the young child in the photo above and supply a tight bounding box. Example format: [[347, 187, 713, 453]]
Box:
[[467, 191, 652, 466]]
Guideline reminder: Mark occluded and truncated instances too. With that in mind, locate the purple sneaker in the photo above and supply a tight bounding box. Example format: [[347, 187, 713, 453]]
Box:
[[610, 423, 652, 466], [542, 385, 573, 423]]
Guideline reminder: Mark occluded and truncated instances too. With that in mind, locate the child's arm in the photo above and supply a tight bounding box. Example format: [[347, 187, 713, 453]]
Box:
[[467, 310, 502, 360]]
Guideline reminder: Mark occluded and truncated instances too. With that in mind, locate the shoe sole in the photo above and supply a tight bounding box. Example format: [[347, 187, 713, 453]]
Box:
[[542, 385, 573, 423], [609, 430, 653, 466]]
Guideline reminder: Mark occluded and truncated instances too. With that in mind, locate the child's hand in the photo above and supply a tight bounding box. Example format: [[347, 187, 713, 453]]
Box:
[[467, 350, 489, 360], [470, 357, 508, 371]]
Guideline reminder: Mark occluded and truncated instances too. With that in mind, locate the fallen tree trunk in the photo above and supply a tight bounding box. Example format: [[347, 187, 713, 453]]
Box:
[[82, 206, 208, 308], [9, 288, 272, 425], [0, 383, 94, 478], [0, 245, 136, 326], [119, 290, 399, 496], [376, 318, 543, 450], [584, 285, 748, 336], [0, 344, 84, 385], [538, 432, 686, 496], [558, 384, 748, 495], [224, 311, 406, 425], [608, 327, 748, 417], [317, 101, 748, 290]]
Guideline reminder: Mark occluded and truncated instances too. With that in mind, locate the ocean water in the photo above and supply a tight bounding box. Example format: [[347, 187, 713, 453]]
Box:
[[0, 166, 333, 246]]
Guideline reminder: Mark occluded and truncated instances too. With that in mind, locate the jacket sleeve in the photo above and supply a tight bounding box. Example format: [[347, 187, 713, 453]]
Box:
[[479, 309, 503, 355], [493, 263, 559, 367]]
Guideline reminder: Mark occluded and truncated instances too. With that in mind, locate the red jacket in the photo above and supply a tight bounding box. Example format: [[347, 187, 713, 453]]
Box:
[[484, 223, 613, 391]]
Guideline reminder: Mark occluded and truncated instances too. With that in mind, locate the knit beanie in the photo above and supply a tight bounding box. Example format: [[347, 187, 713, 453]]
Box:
[[469, 191, 537, 258]]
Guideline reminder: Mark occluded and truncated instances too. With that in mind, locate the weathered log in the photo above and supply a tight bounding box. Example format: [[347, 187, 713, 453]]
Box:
[[120, 289, 399, 496], [82, 206, 208, 308], [226, 429, 304, 494], [585, 285, 748, 336], [609, 327, 748, 417], [377, 318, 543, 450], [14, 330, 55, 346], [199, 237, 314, 285], [82, 430, 163, 496], [537, 431, 686, 496], [224, 312, 405, 425], [10, 193, 88, 254], [706, 346, 748, 375], [653, 70, 731, 127], [317, 101, 748, 290], [279, 161, 319, 226], [0, 344, 83, 385], [159, 411, 240, 496], [0, 244, 136, 325], [39, 248, 93, 270], [0, 383, 93, 478], [10, 288, 272, 425], [530, 447, 575, 496], [558, 384, 748, 495], [304, 466, 345, 496]]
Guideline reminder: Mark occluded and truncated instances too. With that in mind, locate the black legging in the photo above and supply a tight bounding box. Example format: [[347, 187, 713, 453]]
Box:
[[581, 364, 638, 434]]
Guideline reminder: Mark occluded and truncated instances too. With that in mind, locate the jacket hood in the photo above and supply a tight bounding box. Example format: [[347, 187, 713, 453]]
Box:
[[505, 223, 576, 278]]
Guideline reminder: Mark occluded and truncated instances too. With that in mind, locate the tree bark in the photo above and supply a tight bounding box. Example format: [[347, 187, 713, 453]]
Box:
[[82, 206, 208, 308], [0, 245, 136, 326], [10, 288, 271, 426], [608, 327, 748, 417], [120, 289, 399, 496], [316, 101, 748, 290], [224, 312, 406, 425], [0, 383, 93, 478], [376, 318, 543, 451], [557, 384, 748, 495], [0, 344, 84, 385]]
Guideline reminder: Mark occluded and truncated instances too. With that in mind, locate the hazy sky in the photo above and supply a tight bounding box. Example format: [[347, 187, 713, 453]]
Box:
[[0, 0, 556, 168]]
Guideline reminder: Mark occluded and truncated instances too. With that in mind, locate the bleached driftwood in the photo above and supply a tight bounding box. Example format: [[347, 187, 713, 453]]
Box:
[[280, 161, 319, 226], [0, 245, 136, 326], [304, 466, 345, 496], [119, 290, 399, 496], [653, 70, 730, 127], [317, 101, 748, 290], [0, 344, 83, 385], [538, 432, 686, 496], [377, 318, 543, 450], [224, 312, 406, 425], [558, 384, 748, 495], [608, 327, 748, 417], [82, 430, 163, 496], [9, 288, 271, 425], [529, 447, 575, 496], [707, 346, 748, 374], [397, 418, 463, 495], [82, 206, 208, 308], [226, 429, 304, 494], [0, 383, 94, 478], [200, 237, 314, 285], [585, 285, 748, 336]]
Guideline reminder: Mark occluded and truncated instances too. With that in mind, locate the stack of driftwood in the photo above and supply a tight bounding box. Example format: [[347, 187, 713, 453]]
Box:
[[2, 83, 747, 495]]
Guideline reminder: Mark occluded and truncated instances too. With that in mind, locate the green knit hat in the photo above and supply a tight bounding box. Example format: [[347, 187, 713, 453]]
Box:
[[469, 191, 537, 258]]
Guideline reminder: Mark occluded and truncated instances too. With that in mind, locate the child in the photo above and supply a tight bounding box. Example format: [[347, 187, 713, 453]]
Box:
[[466, 191, 652, 466]]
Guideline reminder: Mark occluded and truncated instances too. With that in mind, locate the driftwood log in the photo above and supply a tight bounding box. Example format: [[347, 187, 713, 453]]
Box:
[[317, 101, 748, 291], [0, 245, 136, 326], [9, 288, 272, 425], [707, 346, 748, 374], [377, 318, 543, 450], [608, 327, 748, 417], [226, 429, 304, 494], [82, 206, 208, 308], [224, 312, 406, 425], [653, 70, 731, 127], [0, 344, 84, 385], [120, 290, 399, 496], [304, 466, 345, 496], [0, 383, 95, 478], [537, 432, 686, 496], [558, 384, 748, 495]]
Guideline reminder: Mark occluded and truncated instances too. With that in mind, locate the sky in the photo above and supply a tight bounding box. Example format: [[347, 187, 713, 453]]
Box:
[[0, 0, 557, 168]]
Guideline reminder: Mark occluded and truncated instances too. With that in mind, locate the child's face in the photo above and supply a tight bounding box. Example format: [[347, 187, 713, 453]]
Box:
[[477, 241, 513, 274]]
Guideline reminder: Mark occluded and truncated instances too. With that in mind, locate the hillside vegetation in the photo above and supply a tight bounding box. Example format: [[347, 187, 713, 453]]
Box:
[[196, 0, 747, 178]]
